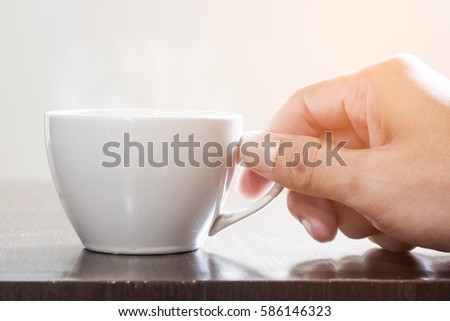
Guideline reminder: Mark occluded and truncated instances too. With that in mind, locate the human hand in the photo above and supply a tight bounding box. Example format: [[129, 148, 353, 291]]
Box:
[[237, 54, 450, 252]]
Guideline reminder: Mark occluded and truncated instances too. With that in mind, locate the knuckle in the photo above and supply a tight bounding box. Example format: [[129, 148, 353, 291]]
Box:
[[338, 151, 371, 207], [293, 165, 313, 191], [332, 202, 375, 240], [358, 53, 421, 87], [282, 139, 323, 192], [383, 53, 419, 71], [340, 228, 365, 240], [339, 224, 373, 240]]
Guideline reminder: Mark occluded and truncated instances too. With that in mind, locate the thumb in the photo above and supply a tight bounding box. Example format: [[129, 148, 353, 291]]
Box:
[[239, 131, 365, 203]]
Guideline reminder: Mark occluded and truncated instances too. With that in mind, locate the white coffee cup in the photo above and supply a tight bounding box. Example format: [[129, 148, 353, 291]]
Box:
[[45, 109, 282, 254]]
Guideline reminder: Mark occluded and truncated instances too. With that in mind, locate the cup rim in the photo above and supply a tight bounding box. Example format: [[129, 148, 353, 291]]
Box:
[[45, 108, 242, 120]]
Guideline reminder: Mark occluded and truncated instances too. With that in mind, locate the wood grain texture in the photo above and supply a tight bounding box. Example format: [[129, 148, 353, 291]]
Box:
[[1, 182, 449, 300]]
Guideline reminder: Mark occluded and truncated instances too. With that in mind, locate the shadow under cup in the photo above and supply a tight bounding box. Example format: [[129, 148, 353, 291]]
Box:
[[45, 109, 243, 254]]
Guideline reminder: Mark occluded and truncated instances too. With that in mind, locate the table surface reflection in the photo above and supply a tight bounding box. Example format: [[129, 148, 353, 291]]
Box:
[[1, 183, 449, 300]]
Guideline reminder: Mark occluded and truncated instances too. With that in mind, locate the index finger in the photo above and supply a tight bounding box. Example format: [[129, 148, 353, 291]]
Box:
[[237, 71, 371, 198], [268, 71, 369, 139]]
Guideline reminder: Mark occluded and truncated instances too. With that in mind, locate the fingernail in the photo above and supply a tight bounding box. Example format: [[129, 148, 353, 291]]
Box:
[[300, 219, 314, 238], [240, 131, 279, 173]]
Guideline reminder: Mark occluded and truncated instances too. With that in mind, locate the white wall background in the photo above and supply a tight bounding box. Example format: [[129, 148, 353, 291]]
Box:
[[1, 0, 450, 182]]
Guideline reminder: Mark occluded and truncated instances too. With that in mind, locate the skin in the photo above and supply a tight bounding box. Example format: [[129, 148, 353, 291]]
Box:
[[236, 54, 450, 252]]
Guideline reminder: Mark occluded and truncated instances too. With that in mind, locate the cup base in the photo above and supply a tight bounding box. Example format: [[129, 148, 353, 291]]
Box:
[[82, 243, 200, 255]]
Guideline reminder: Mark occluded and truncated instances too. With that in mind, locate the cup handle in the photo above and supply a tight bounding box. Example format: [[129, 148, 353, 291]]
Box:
[[208, 183, 284, 236]]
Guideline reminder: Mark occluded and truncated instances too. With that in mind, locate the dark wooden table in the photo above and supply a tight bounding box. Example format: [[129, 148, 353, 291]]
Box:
[[1, 182, 449, 300]]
